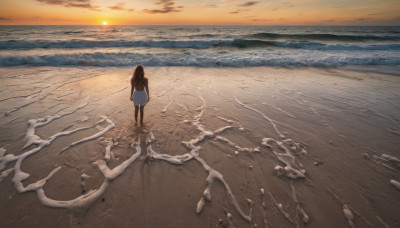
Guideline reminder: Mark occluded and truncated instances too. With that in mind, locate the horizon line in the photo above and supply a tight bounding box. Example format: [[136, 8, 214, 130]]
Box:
[[1, 24, 399, 26]]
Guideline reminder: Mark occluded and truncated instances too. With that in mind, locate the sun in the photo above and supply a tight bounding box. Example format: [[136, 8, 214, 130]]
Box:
[[102, 21, 108, 25]]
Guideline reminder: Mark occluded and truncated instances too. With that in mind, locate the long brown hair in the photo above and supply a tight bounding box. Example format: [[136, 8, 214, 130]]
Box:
[[131, 65, 145, 88]]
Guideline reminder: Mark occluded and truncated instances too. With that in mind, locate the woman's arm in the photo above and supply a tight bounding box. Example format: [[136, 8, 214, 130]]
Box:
[[145, 78, 150, 102], [130, 85, 133, 101]]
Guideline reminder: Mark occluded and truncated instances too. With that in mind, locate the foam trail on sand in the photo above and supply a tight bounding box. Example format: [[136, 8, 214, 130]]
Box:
[[260, 189, 269, 228], [235, 88, 313, 225], [268, 191, 295, 225], [226, 212, 235, 228], [343, 204, 355, 228], [10, 125, 94, 192], [3, 94, 48, 117], [0, 168, 14, 182], [0, 91, 147, 209], [196, 197, 206, 214], [55, 91, 79, 100], [234, 88, 314, 225], [147, 89, 253, 225], [381, 154, 400, 163], [161, 96, 173, 113], [0, 154, 16, 173], [147, 145, 193, 165], [215, 135, 254, 153], [61, 116, 115, 153], [309, 106, 340, 134], [376, 216, 390, 228], [37, 140, 141, 208], [194, 155, 253, 222], [38, 103, 65, 115], [153, 84, 175, 98], [263, 103, 296, 119], [98, 140, 141, 180], [112, 86, 128, 94], [0, 90, 42, 102], [1, 121, 92, 173], [217, 116, 234, 123], [363, 108, 399, 124], [390, 179, 400, 191], [363, 153, 397, 171], [22, 101, 88, 149], [102, 138, 114, 161], [0, 148, 5, 158], [329, 190, 373, 227], [277, 203, 295, 224], [262, 138, 306, 179], [290, 182, 309, 226], [0, 116, 19, 126], [234, 92, 284, 138], [2, 106, 142, 208]]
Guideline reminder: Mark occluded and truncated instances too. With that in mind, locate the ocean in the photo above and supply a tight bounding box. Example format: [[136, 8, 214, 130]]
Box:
[[1, 25, 400, 73]]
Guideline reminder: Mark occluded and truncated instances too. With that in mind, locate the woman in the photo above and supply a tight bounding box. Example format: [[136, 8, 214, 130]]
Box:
[[130, 65, 149, 125]]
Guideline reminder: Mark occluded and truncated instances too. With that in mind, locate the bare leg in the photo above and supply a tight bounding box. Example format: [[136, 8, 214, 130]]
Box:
[[140, 105, 145, 125], [134, 105, 139, 123]]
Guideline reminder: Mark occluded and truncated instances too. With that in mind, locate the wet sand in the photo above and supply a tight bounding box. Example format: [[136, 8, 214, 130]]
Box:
[[0, 66, 399, 228]]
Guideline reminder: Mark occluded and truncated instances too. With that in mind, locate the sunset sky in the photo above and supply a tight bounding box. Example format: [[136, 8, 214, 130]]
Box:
[[0, 0, 399, 25]]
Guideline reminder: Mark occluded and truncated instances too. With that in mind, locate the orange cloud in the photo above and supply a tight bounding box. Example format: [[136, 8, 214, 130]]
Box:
[[108, 3, 134, 12], [144, 0, 183, 14], [36, 0, 100, 10]]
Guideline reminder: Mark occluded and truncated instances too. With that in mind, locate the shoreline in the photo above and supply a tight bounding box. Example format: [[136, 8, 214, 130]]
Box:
[[1, 64, 400, 77]]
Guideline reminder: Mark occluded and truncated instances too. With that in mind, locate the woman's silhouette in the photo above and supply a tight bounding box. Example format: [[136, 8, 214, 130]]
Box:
[[130, 65, 149, 125]]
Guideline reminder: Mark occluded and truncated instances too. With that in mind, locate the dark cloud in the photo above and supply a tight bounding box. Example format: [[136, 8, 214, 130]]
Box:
[[36, 0, 100, 10], [206, 4, 217, 8], [237, 1, 258, 7], [108, 3, 134, 12], [355, 17, 372, 21], [144, 0, 183, 14], [229, 8, 249, 14], [0, 16, 13, 20]]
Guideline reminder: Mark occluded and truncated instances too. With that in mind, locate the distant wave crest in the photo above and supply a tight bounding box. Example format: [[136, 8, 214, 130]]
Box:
[[1, 39, 399, 51], [0, 39, 224, 49], [251, 32, 400, 41], [1, 51, 399, 67]]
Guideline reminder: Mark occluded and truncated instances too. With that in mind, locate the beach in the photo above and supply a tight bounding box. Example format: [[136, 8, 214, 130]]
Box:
[[0, 66, 399, 227]]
